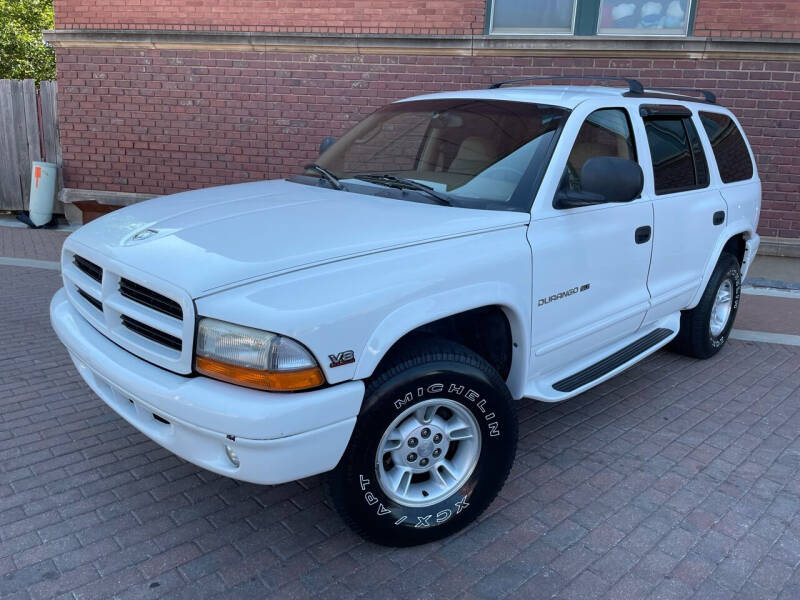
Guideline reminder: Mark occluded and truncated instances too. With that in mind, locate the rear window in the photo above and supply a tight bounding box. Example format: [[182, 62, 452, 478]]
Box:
[[699, 112, 754, 183], [644, 116, 710, 195]]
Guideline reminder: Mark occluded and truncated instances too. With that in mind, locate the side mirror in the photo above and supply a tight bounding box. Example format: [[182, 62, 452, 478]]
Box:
[[555, 157, 643, 209], [319, 136, 336, 155]]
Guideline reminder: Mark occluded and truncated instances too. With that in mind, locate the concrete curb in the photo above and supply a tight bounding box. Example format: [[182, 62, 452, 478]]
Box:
[[0, 257, 61, 270], [744, 277, 800, 291]]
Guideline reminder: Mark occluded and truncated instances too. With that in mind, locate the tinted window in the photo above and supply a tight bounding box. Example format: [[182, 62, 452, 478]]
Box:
[[645, 116, 709, 195], [685, 119, 709, 188], [563, 108, 636, 193], [700, 112, 754, 183], [339, 111, 428, 174]]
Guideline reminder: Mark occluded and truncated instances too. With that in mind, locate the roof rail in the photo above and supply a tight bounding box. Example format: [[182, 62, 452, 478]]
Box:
[[638, 87, 717, 104], [488, 75, 645, 95]]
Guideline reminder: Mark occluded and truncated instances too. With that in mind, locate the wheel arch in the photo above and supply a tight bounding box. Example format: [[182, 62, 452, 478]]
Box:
[[688, 226, 755, 309], [353, 285, 530, 399], [722, 232, 747, 266]]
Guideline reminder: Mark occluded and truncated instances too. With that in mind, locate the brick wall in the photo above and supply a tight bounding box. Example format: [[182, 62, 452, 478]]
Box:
[[54, 0, 800, 40], [52, 0, 486, 35], [694, 1, 800, 40], [56, 48, 269, 193], [56, 47, 800, 238]]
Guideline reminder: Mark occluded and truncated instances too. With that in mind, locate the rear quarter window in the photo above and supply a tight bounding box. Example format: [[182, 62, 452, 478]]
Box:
[[699, 112, 754, 183]]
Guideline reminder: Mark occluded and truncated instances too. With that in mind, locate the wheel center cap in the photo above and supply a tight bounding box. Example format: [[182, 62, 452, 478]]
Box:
[[417, 439, 434, 457]]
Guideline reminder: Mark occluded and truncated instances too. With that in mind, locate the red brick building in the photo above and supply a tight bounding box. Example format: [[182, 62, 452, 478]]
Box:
[[47, 1, 800, 247]]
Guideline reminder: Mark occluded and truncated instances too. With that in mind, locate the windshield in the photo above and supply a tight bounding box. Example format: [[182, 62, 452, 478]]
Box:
[[312, 98, 569, 211]]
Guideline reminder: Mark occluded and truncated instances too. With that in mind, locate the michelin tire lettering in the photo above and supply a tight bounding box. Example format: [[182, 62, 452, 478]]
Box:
[[358, 472, 470, 527], [392, 381, 500, 437]]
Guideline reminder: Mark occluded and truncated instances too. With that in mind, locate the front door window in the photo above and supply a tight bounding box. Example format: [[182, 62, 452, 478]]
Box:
[[561, 108, 637, 193]]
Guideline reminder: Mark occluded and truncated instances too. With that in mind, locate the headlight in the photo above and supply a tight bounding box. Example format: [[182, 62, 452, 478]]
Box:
[[194, 318, 325, 392]]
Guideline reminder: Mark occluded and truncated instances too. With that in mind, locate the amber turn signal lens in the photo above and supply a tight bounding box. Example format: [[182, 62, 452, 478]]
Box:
[[195, 356, 325, 392]]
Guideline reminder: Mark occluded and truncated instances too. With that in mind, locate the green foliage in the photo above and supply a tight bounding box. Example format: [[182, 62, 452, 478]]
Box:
[[0, 0, 55, 82]]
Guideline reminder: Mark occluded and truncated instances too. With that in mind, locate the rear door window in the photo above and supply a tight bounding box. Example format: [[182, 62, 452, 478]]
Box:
[[644, 115, 710, 195], [699, 112, 754, 183]]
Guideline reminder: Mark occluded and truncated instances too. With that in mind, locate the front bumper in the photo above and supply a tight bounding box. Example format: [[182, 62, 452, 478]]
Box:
[[50, 288, 364, 484]]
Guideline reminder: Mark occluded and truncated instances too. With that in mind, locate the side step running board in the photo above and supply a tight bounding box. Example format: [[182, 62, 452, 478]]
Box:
[[553, 328, 674, 393]]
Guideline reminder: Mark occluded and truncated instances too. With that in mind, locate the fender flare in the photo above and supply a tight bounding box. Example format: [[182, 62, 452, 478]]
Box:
[[688, 221, 755, 309], [352, 281, 530, 399]]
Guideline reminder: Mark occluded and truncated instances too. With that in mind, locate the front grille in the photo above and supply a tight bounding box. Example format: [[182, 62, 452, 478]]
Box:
[[74, 255, 102, 283], [121, 315, 182, 351], [77, 288, 103, 312], [120, 278, 183, 320], [63, 247, 193, 373]]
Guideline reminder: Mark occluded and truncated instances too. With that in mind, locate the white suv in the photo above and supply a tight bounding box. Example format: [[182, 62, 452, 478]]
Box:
[[51, 78, 761, 546]]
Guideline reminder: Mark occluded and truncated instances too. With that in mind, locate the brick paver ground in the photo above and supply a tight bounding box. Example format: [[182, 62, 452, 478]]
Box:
[[0, 228, 69, 262], [2, 264, 800, 599]]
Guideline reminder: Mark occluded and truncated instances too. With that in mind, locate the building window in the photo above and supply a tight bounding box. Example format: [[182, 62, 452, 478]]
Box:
[[597, 0, 691, 35], [490, 0, 577, 34], [488, 0, 695, 36]]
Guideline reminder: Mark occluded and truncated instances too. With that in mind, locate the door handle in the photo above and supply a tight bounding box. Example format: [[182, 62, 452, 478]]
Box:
[[713, 211, 725, 226], [635, 225, 651, 244]]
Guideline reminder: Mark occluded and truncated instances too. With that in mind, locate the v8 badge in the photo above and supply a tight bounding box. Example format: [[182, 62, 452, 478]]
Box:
[[329, 350, 355, 368]]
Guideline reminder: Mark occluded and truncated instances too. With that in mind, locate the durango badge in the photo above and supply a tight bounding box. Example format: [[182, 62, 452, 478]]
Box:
[[538, 283, 590, 307], [329, 350, 355, 368]]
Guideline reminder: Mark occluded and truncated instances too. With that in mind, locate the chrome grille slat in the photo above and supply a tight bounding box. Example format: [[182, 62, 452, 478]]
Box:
[[73, 255, 102, 283], [77, 288, 103, 312], [103, 294, 183, 338], [119, 278, 183, 320], [121, 315, 182, 351]]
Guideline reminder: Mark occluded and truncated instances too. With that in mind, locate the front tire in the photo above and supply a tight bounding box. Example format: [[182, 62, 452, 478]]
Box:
[[671, 252, 742, 359], [326, 339, 517, 546]]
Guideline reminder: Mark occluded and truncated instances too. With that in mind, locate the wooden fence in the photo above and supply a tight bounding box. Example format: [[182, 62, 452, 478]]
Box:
[[0, 79, 62, 212]]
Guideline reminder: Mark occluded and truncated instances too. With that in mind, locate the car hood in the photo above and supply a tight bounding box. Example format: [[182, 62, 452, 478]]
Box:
[[67, 179, 529, 297]]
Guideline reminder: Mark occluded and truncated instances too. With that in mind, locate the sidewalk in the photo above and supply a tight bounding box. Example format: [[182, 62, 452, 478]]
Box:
[[736, 291, 800, 336], [0, 226, 68, 263]]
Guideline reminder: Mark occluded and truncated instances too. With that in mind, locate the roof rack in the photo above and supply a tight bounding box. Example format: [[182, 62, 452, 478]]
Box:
[[488, 75, 644, 95], [486, 76, 717, 105], [637, 87, 717, 104]]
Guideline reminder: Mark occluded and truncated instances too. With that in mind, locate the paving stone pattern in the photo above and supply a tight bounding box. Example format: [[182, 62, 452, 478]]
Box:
[[0, 229, 69, 262], [2, 264, 800, 599]]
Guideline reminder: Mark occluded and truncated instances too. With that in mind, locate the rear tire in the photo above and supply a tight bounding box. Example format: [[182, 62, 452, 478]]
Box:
[[671, 252, 741, 359], [326, 338, 517, 546]]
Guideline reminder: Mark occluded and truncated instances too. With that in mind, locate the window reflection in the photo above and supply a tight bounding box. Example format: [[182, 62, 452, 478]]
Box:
[[491, 0, 576, 34], [598, 0, 691, 35]]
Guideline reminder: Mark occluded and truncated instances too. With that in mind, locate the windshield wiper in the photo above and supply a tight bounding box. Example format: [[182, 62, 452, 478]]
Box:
[[354, 174, 452, 206], [304, 163, 344, 190]]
